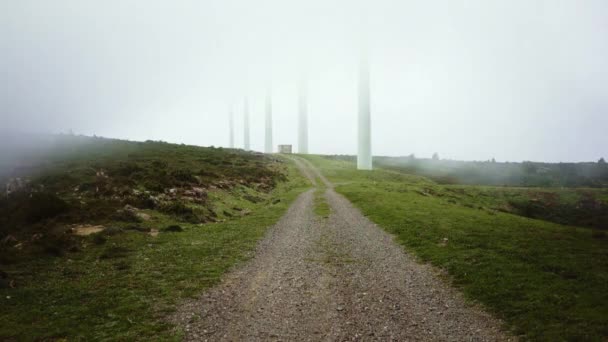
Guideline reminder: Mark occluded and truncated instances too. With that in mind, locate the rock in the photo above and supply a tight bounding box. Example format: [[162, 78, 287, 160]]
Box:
[[5, 177, 28, 196], [136, 212, 151, 221], [72, 225, 105, 236], [95, 170, 108, 178], [1, 235, 18, 246], [124, 204, 139, 212]]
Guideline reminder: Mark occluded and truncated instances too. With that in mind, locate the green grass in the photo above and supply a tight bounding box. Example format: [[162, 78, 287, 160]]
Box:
[[313, 187, 330, 219], [0, 138, 309, 341], [302, 155, 608, 341]]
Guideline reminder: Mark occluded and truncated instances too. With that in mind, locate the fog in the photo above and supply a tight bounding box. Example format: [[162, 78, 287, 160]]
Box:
[[1, 0, 607, 162]]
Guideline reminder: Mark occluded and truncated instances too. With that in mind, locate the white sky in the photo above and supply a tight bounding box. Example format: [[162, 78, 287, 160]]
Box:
[[1, 0, 607, 162]]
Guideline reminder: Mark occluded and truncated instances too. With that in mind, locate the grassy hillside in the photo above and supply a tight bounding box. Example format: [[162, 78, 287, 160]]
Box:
[[302, 155, 608, 341], [329, 155, 608, 188], [0, 136, 309, 340], [329, 155, 608, 230]]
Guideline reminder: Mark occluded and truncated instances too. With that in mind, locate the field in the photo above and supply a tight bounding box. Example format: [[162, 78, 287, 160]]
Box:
[[302, 154, 608, 341], [2, 135, 607, 340], [0, 136, 308, 340]]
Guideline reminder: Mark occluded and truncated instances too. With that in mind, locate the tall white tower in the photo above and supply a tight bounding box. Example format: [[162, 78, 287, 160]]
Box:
[[264, 86, 273, 153], [298, 77, 309, 154], [244, 97, 250, 151], [229, 105, 235, 148], [357, 47, 372, 170]]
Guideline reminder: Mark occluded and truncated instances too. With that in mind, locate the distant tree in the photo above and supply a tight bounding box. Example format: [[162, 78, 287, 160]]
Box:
[[432, 152, 439, 161], [599, 157, 606, 164], [491, 158, 496, 163], [408, 153, 416, 160]]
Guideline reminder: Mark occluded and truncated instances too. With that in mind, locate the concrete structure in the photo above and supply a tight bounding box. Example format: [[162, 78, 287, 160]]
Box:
[[298, 77, 309, 154], [278, 144, 292, 154], [243, 97, 250, 151], [357, 47, 372, 170], [265, 86, 273, 153]]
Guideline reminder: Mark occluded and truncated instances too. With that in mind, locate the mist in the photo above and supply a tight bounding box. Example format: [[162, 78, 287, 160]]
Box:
[[1, 0, 607, 162]]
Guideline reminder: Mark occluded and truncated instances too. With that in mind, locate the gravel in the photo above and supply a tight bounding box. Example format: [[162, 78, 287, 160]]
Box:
[[171, 157, 514, 341]]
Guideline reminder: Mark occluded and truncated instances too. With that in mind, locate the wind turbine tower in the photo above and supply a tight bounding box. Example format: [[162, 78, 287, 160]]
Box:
[[298, 77, 309, 154], [244, 97, 250, 151], [357, 46, 372, 170], [229, 105, 235, 148], [265, 86, 273, 153]]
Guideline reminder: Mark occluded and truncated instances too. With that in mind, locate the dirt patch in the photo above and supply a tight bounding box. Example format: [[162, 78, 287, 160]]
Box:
[[72, 225, 105, 236]]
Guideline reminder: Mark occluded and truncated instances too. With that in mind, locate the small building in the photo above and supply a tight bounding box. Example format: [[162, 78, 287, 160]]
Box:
[[278, 144, 292, 154]]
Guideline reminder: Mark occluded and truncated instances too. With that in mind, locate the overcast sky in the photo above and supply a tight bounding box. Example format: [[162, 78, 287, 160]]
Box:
[[1, 0, 607, 162]]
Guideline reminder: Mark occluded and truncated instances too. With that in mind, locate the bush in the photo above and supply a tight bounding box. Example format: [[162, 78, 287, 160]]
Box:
[[170, 169, 197, 184], [103, 227, 124, 236], [162, 225, 183, 232], [112, 162, 142, 177], [25, 192, 69, 223], [112, 209, 141, 223], [33, 233, 77, 257], [159, 202, 199, 223], [92, 233, 107, 245]]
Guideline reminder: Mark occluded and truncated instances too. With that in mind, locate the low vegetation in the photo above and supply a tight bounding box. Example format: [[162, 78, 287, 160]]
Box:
[[0, 136, 309, 340], [313, 188, 330, 219], [329, 155, 608, 188], [302, 154, 608, 341]]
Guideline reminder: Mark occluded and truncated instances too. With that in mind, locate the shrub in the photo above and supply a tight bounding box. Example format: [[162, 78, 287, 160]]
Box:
[[112, 162, 142, 177], [25, 192, 69, 223], [162, 225, 183, 232], [92, 233, 107, 245], [159, 202, 199, 223], [170, 169, 197, 184], [112, 209, 141, 223]]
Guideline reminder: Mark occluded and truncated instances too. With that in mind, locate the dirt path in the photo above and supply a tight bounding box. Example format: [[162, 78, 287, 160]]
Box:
[[172, 157, 512, 341]]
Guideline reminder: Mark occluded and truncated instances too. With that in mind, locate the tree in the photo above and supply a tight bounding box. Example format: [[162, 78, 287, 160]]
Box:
[[491, 158, 496, 163], [599, 157, 606, 164], [432, 152, 439, 160]]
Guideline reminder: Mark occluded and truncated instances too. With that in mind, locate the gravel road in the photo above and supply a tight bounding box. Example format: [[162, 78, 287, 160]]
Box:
[[172, 157, 513, 341]]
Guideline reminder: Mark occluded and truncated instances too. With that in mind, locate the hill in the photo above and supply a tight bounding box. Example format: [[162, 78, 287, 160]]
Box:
[[328, 155, 608, 188], [384, 155, 608, 187], [0, 135, 308, 340]]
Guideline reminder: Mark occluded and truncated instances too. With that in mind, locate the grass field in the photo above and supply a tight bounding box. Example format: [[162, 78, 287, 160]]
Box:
[[302, 154, 608, 341], [0, 137, 309, 340]]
